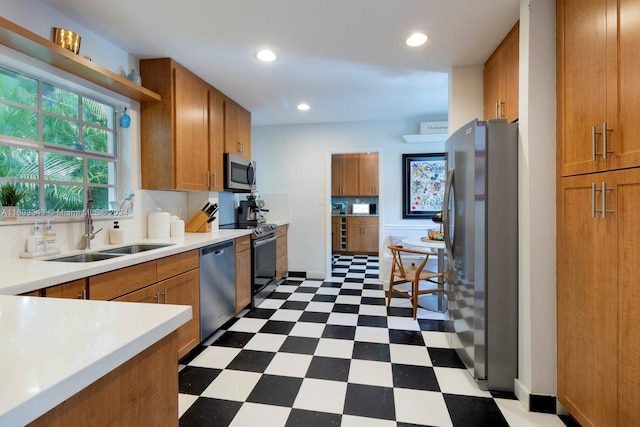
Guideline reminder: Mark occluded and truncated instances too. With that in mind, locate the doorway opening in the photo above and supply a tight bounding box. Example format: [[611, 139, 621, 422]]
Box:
[[329, 151, 381, 267]]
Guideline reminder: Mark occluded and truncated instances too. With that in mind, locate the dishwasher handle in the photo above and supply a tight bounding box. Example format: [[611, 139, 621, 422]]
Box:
[[200, 240, 234, 257]]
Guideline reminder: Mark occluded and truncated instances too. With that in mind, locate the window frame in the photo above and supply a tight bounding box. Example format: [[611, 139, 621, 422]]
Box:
[[0, 62, 121, 217]]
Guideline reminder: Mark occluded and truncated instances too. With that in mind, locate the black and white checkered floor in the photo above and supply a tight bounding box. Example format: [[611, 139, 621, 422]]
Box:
[[178, 255, 576, 427]]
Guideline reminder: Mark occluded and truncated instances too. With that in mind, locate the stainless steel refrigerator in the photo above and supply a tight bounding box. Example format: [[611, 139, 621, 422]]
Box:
[[443, 118, 518, 392]]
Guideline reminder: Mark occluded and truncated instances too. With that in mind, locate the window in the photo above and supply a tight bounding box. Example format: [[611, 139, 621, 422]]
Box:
[[0, 64, 118, 215]]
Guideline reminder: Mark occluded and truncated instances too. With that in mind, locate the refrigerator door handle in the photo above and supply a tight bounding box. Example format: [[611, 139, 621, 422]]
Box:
[[443, 169, 454, 260]]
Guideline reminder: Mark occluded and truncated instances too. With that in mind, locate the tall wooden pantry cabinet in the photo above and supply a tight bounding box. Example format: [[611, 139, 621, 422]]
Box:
[[556, 1, 640, 426]]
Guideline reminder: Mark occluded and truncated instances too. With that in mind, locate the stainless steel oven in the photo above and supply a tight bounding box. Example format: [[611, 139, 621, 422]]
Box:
[[251, 224, 278, 307]]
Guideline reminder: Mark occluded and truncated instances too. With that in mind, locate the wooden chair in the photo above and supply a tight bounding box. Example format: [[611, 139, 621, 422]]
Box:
[[387, 245, 446, 319]]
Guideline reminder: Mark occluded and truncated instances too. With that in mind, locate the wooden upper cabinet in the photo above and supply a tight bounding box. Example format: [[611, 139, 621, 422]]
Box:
[[209, 88, 225, 192], [557, 0, 640, 177], [359, 153, 379, 196], [483, 22, 519, 123], [224, 98, 252, 159], [140, 58, 209, 191], [174, 67, 210, 191], [331, 153, 366, 196]]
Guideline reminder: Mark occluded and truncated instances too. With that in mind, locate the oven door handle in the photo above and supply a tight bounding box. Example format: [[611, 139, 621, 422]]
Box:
[[253, 235, 277, 248]]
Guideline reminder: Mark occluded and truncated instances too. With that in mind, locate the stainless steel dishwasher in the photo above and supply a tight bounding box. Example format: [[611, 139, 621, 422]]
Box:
[[199, 240, 236, 341]]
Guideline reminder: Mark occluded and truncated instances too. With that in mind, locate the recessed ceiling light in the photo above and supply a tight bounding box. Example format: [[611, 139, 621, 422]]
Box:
[[406, 32, 428, 47], [297, 103, 310, 111], [256, 49, 277, 62]]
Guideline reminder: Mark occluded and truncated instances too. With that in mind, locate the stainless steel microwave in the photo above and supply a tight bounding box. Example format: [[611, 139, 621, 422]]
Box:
[[224, 153, 256, 192]]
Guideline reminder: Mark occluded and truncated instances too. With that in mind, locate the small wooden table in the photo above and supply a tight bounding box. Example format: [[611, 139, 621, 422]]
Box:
[[402, 238, 446, 312]]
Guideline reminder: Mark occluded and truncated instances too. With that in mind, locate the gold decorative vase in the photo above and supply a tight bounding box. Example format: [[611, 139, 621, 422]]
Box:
[[52, 28, 81, 54]]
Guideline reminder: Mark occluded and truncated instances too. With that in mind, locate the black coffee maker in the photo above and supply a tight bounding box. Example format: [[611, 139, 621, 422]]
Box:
[[237, 194, 268, 227]]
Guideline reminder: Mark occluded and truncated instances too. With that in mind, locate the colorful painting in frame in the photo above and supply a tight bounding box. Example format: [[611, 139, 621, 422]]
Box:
[[402, 153, 446, 219]]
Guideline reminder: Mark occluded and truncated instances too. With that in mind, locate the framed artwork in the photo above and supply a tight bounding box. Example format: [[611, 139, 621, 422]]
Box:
[[402, 153, 446, 219]]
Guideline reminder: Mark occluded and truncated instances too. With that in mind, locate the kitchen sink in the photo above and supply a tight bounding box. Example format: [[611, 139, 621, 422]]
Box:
[[44, 244, 175, 262], [45, 252, 124, 263], [98, 243, 175, 255]]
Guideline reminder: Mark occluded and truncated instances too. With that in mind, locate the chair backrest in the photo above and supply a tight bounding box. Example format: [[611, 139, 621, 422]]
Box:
[[388, 245, 431, 279]]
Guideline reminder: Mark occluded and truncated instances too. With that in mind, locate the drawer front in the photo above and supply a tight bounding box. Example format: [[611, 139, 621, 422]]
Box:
[[113, 283, 160, 304], [44, 279, 87, 299], [156, 250, 199, 282], [235, 235, 251, 253], [347, 217, 375, 226], [89, 261, 157, 300]]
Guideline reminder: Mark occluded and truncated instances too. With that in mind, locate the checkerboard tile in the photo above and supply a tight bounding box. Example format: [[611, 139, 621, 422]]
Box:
[[179, 255, 570, 427]]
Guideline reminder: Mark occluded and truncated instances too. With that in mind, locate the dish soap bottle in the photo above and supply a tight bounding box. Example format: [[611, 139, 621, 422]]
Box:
[[44, 218, 56, 252], [27, 222, 45, 253], [109, 221, 124, 244]]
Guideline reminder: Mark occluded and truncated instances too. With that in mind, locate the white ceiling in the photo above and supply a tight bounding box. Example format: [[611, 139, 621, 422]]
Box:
[[39, 0, 520, 126]]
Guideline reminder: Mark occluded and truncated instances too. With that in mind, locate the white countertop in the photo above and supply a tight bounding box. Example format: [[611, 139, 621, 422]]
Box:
[[0, 229, 253, 295], [0, 295, 191, 426]]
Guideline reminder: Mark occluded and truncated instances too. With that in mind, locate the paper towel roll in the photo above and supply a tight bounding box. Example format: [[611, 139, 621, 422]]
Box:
[[148, 209, 170, 239]]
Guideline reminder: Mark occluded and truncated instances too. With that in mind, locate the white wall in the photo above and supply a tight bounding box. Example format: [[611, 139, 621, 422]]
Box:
[[448, 64, 484, 133], [0, 0, 195, 259], [515, 0, 557, 404], [252, 118, 445, 278]]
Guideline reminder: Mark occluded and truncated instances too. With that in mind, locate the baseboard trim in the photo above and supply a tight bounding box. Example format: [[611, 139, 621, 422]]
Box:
[[514, 379, 558, 414], [529, 394, 557, 414], [287, 271, 306, 278]]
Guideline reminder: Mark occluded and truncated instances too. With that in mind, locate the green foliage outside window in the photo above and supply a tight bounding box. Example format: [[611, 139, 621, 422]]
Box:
[[0, 64, 118, 214]]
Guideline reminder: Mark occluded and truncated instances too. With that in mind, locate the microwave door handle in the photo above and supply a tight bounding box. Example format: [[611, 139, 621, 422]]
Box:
[[248, 161, 256, 186]]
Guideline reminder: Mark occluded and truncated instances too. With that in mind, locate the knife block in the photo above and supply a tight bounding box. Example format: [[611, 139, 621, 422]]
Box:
[[185, 211, 212, 233]]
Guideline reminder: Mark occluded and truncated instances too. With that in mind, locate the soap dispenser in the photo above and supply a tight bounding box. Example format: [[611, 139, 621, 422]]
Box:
[[44, 218, 56, 251], [109, 221, 124, 244], [27, 222, 45, 253]]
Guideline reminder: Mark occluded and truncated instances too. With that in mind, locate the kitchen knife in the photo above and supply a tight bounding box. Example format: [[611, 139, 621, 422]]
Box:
[[201, 202, 210, 212]]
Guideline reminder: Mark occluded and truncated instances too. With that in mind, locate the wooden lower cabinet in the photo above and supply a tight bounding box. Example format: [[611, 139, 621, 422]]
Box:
[[160, 270, 200, 359], [28, 332, 178, 427], [557, 168, 640, 426], [276, 225, 288, 281], [235, 235, 252, 313], [43, 279, 87, 299], [91, 251, 200, 359], [346, 217, 378, 253]]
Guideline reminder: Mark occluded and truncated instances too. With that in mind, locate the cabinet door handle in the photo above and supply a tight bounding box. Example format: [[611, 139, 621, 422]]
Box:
[[164, 289, 168, 304], [601, 181, 606, 218], [499, 99, 505, 118], [602, 122, 614, 159], [593, 181, 614, 219], [591, 183, 596, 218], [213, 171, 217, 187], [206, 171, 211, 187], [591, 126, 597, 161], [495, 101, 500, 119], [78, 289, 87, 299], [155, 292, 160, 303]]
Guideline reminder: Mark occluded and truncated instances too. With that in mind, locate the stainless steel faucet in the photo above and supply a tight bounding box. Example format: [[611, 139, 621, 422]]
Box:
[[82, 189, 102, 249]]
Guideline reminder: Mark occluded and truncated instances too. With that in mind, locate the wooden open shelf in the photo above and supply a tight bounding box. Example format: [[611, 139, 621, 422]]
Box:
[[0, 16, 161, 103]]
